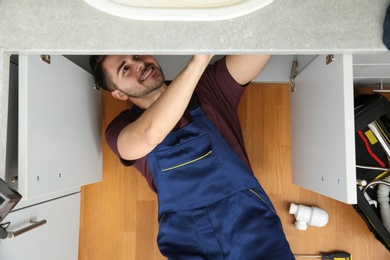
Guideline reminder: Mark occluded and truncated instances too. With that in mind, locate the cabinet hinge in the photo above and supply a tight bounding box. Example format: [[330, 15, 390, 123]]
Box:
[[40, 55, 51, 64], [93, 82, 100, 91], [290, 60, 298, 92], [326, 54, 334, 65]]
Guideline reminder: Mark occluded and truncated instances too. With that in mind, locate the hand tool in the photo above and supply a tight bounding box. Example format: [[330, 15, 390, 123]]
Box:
[[294, 251, 351, 260]]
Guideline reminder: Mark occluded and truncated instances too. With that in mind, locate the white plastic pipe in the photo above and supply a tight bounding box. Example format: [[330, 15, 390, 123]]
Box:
[[289, 203, 329, 230], [377, 176, 390, 233]]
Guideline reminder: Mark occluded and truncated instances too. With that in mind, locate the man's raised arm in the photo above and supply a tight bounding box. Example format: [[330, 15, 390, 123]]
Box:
[[225, 55, 271, 85]]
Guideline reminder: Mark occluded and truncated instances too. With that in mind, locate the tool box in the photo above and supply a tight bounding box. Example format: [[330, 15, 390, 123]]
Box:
[[353, 93, 390, 251]]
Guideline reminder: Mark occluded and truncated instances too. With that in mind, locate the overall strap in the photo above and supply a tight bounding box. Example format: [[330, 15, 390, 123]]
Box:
[[187, 93, 204, 119], [131, 93, 200, 119]]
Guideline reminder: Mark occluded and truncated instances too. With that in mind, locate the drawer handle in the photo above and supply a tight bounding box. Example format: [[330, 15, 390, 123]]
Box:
[[7, 219, 47, 239]]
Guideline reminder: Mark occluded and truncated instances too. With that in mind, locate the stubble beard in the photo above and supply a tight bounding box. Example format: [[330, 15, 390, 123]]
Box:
[[125, 68, 165, 98]]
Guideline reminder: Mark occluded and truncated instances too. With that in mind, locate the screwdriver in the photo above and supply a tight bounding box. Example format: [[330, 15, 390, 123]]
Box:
[[294, 251, 351, 260]]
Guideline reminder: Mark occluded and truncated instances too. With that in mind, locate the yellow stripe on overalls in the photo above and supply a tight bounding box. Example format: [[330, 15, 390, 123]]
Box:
[[161, 151, 213, 172]]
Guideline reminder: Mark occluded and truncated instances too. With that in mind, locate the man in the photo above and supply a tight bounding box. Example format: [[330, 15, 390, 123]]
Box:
[[90, 54, 294, 259]]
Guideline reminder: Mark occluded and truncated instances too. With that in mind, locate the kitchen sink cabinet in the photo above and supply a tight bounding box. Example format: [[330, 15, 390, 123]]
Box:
[[1, 52, 389, 259]]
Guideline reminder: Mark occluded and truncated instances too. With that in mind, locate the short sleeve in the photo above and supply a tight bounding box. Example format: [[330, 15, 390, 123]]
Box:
[[105, 109, 136, 166]]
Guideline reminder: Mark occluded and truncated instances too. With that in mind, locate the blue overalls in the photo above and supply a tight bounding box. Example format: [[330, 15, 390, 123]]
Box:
[[145, 103, 294, 259]]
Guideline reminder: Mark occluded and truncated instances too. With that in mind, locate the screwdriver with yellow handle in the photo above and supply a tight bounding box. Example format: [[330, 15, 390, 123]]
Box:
[[294, 251, 351, 260]]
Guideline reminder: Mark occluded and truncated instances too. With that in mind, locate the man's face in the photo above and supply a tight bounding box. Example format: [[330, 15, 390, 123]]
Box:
[[102, 55, 165, 98]]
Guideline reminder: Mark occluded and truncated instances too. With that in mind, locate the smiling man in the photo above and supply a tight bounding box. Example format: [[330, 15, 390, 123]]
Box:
[[90, 54, 294, 259]]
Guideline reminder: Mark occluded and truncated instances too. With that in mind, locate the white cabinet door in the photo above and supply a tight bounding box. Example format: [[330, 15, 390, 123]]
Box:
[[0, 192, 81, 260], [290, 54, 357, 204], [18, 55, 102, 200]]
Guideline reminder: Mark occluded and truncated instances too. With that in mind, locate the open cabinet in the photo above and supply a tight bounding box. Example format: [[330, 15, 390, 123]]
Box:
[[290, 54, 356, 204], [3, 55, 102, 205], [17, 55, 102, 201], [290, 53, 390, 204], [0, 55, 102, 259]]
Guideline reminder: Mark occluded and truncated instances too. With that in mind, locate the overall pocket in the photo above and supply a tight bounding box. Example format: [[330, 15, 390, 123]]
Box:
[[157, 134, 213, 172], [155, 134, 228, 210]]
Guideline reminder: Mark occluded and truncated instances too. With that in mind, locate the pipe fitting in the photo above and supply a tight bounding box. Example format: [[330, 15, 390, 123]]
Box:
[[377, 176, 390, 233], [289, 203, 329, 230]]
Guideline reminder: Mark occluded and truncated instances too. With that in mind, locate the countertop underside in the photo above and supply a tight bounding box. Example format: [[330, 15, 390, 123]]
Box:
[[0, 0, 389, 55]]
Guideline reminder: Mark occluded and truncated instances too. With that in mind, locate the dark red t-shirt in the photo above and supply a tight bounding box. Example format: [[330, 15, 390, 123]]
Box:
[[105, 57, 252, 192]]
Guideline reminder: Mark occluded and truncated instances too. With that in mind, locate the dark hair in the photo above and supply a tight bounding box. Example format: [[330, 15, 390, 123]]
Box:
[[89, 55, 114, 91]]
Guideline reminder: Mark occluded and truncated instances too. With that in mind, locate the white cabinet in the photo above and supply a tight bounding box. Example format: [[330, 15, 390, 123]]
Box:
[[0, 54, 102, 259], [290, 54, 356, 204], [290, 53, 390, 204], [0, 192, 81, 260], [11, 55, 102, 203]]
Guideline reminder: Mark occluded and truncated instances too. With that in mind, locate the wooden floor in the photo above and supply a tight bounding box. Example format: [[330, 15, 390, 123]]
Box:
[[79, 84, 389, 260]]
